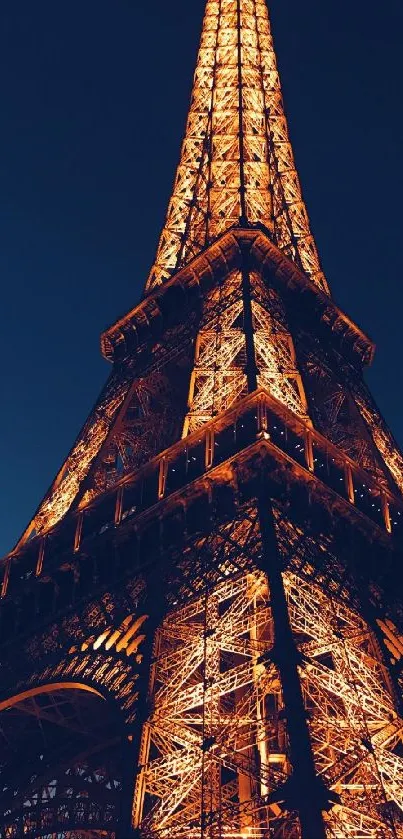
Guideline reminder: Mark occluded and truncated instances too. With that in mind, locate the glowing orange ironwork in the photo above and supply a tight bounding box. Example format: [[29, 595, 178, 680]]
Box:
[[1, 1, 402, 837], [132, 562, 403, 836], [183, 269, 307, 435], [146, 0, 328, 294]]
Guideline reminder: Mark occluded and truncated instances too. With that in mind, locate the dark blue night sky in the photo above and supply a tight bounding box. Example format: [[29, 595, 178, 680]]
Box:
[[1, 0, 402, 555]]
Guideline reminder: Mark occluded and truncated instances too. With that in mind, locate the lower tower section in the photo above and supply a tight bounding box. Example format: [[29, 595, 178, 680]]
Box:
[[131, 492, 403, 839]]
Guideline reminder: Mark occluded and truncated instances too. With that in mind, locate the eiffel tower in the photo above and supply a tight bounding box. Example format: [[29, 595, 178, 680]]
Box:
[[1, 1, 403, 837]]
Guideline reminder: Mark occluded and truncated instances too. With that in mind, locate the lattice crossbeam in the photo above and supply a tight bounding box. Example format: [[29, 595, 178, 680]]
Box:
[[146, 0, 328, 292]]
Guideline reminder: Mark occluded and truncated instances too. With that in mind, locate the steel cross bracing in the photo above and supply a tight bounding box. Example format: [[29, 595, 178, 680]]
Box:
[[128, 504, 403, 837], [3, 758, 120, 839], [11, 218, 403, 547], [132, 515, 290, 838], [1, 0, 403, 836], [14, 328, 194, 544], [145, 0, 328, 293], [0, 687, 122, 839], [183, 268, 307, 435], [291, 326, 403, 495], [13, 228, 403, 548], [284, 572, 403, 838]]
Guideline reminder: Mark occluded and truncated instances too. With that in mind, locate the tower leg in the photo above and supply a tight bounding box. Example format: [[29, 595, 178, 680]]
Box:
[[116, 548, 168, 838], [258, 492, 327, 839]]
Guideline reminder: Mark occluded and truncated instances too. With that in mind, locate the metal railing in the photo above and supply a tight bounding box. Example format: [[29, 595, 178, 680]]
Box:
[[1, 389, 401, 600]]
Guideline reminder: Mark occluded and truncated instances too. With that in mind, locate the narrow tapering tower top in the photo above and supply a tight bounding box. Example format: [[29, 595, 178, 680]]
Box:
[[146, 0, 329, 293]]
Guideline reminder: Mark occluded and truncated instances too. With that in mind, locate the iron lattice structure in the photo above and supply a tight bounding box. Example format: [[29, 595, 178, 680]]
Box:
[[145, 0, 329, 293], [1, 2, 403, 839]]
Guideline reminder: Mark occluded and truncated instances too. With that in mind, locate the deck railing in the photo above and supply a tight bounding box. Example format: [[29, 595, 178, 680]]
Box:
[[1, 388, 401, 599]]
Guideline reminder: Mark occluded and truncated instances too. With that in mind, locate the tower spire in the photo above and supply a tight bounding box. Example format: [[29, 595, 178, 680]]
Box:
[[146, 0, 329, 293]]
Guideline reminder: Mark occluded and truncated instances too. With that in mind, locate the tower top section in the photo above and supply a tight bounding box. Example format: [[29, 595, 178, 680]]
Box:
[[146, 0, 329, 294]]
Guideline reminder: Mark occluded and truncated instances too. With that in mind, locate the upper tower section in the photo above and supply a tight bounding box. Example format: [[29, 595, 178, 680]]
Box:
[[146, 0, 329, 294]]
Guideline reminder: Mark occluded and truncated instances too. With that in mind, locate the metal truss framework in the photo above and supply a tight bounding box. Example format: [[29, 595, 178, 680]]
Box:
[[354, 381, 403, 496], [15, 330, 193, 546], [146, 0, 328, 292], [1, 1, 403, 838], [22, 371, 132, 541], [0, 577, 149, 839], [12, 224, 403, 550], [130, 503, 403, 838], [0, 489, 402, 838], [183, 269, 307, 435], [0, 687, 121, 839], [291, 325, 403, 495]]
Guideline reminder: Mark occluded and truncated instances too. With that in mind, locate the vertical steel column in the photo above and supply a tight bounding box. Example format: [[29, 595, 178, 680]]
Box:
[[257, 491, 327, 839], [116, 544, 168, 839], [241, 245, 259, 394], [236, 0, 247, 225]]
